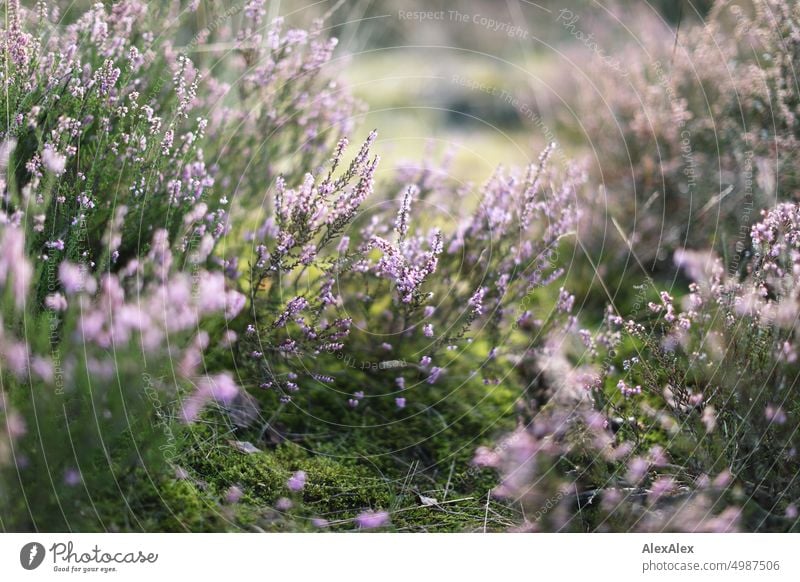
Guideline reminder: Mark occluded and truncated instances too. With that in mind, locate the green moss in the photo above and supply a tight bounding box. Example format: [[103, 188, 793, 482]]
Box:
[[186, 444, 285, 504], [120, 478, 225, 532], [294, 457, 391, 514]]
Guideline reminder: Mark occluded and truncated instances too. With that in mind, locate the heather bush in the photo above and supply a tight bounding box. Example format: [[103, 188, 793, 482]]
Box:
[[236, 140, 581, 410], [0, 0, 313, 530], [0, 219, 246, 530], [479, 203, 800, 532], [577, 0, 798, 267], [0, 1, 236, 295]]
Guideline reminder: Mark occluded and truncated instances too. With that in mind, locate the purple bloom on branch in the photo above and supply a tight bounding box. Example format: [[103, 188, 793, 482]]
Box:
[[287, 470, 307, 492], [355, 510, 390, 529], [427, 367, 442, 384]]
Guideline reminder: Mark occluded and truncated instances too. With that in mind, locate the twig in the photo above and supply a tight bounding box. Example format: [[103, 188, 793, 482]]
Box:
[[483, 490, 491, 533]]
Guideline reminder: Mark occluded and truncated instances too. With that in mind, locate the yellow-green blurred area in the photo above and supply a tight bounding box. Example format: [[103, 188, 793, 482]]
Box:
[[273, 0, 714, 179]]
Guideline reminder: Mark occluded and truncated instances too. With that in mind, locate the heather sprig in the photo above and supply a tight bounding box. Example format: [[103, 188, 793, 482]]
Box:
[[210, 9, 362, 192]]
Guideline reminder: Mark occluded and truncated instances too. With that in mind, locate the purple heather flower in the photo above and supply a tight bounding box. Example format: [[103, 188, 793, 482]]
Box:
[[712, 471, 733, 489], [225, 485, 243, 504], [648, 445, 669, 467], [95, 59, 121, 96], [473, 446, 500, 468], [626, 457, 650, 485], [420, 356, 432, 367], [45, 293, 68, 311], [180, 373, 239, 423], [468, 286, 487, 316], [59, 261, 95, 294], [300, 243, 317, 265], [355, 510, 390, 529], [702, 406, 718, 433], [395, 185, 416, 239], [0, 227, 32, 307], [275, 497, 293, 511], [765, 405, 787, 425], [287, 470, 307, 492], [220, 330, 238, 348], [648, 476, 676, 503], [556, 287, 575, 314], [617, 380, 641, 398], [274, 296, 309, 328], [395, 397, 406, 409], [42, 146, 66, 175], [4, 411, 26, 439], [64, 468, 82, 487], [312, 517, 330, 528], [423, 323, 434, 337], [427, 366, 442, 384]]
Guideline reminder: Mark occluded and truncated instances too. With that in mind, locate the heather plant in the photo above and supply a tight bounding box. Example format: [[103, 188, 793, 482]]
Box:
[[236, 139, 581, 424], [575, 0, 799, 268], [0, 0, 322, 530], [0, 1, 228, 300], [214, 5, 361, 191], [474, 408, 742, 532], [0, 219, 246, 530], [1, 0, 360, 297], [479, 203, 800, 532]]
